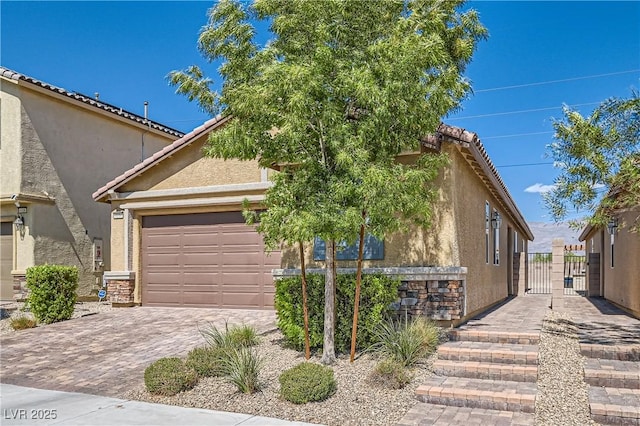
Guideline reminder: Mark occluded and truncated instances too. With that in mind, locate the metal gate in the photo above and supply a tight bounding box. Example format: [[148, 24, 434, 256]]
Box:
[[563, 245, 586, 296], [527, 252, 552, 294]]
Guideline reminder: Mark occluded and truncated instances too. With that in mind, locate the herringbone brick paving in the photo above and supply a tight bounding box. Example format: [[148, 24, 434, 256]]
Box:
[[0, 307, 276, 396]]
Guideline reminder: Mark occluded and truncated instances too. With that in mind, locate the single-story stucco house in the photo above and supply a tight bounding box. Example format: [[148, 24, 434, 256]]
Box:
[[93, 117, 533, 325], [579, 206, 640, 319], [0, 67, 182, 300]]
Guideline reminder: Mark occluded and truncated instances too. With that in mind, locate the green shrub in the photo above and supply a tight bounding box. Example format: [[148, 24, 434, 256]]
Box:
[[279, 362, 336, 404], [10, 315, 37, 330], [369, 317, 440, 366], [368, 358, 413, 389], [186, 346, 227, 377], [275, 273, 400, 353], [26, 265, 78, 324], [221, 347, 262, 394], [228, 324, 259, 347], [200, 322, 259, 348], [144, 357, 198, 396]]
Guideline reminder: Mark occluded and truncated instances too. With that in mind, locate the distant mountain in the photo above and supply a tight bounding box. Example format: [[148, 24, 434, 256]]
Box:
[[527, 222, 583, 253]]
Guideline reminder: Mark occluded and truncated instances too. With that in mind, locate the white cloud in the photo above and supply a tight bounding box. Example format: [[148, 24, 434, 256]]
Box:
[[525, 183, 556, 194]]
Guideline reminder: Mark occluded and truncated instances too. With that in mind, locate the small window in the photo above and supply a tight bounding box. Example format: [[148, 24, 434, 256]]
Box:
[[485, 202, 490, 264], [313, 235, 384, 261], [610, 234, 615, 268], [514, 231, 518, 253], [493, 209, 500, 265]]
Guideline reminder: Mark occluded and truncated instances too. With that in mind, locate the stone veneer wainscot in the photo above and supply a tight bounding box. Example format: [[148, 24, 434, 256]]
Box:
[[272, 266, 467, 322], [103, 271, 135, 305]]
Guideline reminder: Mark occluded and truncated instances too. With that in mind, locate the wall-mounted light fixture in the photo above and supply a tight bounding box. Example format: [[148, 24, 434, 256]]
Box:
[[491, 211, 502, 229], [14, 216, 25, 238], [13, 205, 27, 239], [607, 218, 618, 235]]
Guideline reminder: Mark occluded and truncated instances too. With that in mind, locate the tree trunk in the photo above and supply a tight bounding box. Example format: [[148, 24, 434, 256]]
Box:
[[299, 241, 311, 360], [350, 215, 366, 362], [321, 239, 337, 365]]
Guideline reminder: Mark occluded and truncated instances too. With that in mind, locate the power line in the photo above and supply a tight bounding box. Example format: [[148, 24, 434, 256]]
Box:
[[475, 69, 640, 93], [482, 131, 554, 140], [448, 101, 601, 121], [495, 162, 554, 168]]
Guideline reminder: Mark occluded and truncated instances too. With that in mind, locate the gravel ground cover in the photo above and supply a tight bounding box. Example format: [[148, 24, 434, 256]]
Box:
[[125, 329, 436, 426], [0, 301, 113, 336], [535, 310, 595, 426]]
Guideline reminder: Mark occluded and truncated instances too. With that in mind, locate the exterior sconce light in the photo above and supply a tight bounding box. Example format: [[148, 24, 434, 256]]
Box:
[[491, 211, 502, 229], [14, 205, 27, 239], [607, 218, 618, 235], [14, 216, 25, 238]]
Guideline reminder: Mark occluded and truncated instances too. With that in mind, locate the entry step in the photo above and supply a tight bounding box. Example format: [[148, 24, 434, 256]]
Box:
[[416, 376, 537, 413], [584, 358, 640, 389], [437, 341, 539, 365], [580, 343, 640, 361], [449, 329, 540, 345], [397, 402, 534, 425], [433, 359, 537, 382], [590, 387, 640, 425]]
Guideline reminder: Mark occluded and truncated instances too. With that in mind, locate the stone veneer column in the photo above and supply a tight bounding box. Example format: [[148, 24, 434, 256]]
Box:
[[103, 271, 135, 306], [551, 238, 565, 310]]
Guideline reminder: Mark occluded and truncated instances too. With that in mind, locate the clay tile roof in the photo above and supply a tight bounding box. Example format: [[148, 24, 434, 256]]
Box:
[[92, 115, 231, 201], [0, 66, 184, 138]]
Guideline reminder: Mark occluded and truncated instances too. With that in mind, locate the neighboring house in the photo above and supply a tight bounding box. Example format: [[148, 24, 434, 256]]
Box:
[[0, 67, 182, 300], [579, 207, 640, 319], [94, 118, 533, 325]]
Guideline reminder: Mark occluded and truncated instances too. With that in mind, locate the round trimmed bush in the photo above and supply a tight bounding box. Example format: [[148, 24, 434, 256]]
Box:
[[186, 346, 227, 377], [279, 362, 336, 404], [144, 357, 198, 396]]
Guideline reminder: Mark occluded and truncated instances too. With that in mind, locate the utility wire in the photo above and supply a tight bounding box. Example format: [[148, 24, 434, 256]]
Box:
[[475, 69, 640, 93], [495, 162, 554, 168], [449, 101, 601, 121], [482, 131, 554, 140]]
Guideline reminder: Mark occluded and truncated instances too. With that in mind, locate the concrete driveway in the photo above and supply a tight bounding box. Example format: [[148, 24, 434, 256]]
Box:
[[0, 307, 276, 397]]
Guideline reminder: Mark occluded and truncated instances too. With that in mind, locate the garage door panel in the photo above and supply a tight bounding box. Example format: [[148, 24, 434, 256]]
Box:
[[182, 275, 219, 286], [222, 292, 262, 307], [145, 273, 182, 285], [145, 253, 181, 267], [142, 212, 280, 308], [182, 291, 221, 306], [183, 253, 222, 265], [221, 252, 264, 265]]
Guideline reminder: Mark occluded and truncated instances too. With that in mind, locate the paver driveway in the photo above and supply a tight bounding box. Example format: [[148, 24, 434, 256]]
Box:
[[0, 307, 276, 397]]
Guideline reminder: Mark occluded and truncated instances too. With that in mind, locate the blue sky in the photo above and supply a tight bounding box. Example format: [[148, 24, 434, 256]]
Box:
[[1, 1, 639, 224]]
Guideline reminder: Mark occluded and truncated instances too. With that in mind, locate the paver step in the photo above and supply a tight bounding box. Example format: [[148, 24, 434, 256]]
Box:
[[433, 359, 537, 383], [397, 402, 535, 425], [584, 358, 640, 389], [437, 341, 539, 365], [449, 329, 540, 345], [589, 387, 640, 425], [415, 376, 537, 413], [580, 343, 640, 361]]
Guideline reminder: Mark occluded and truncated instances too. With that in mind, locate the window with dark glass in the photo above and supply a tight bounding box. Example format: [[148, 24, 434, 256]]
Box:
[[313, 235, 384, 261]]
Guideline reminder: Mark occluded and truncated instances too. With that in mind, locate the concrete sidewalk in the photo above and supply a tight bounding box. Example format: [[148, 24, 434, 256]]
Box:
[[0, 384, 321, 426]]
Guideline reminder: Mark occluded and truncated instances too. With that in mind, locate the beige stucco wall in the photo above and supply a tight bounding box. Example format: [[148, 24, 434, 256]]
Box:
[[280, 144, 530, 318], [601, 209, 640, 318], [0, 79, 22, 194], [1, 80, 175, 295], [120, 137, 263, 193]]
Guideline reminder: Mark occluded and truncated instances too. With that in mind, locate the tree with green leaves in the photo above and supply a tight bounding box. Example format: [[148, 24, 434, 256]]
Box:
[[546, 91, 640, 231], [170, 0, 486, 364]]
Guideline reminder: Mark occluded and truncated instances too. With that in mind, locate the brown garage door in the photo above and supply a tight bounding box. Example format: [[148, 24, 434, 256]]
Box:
[[141, 212, 281, 309], [1, 222, 14, 301]]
